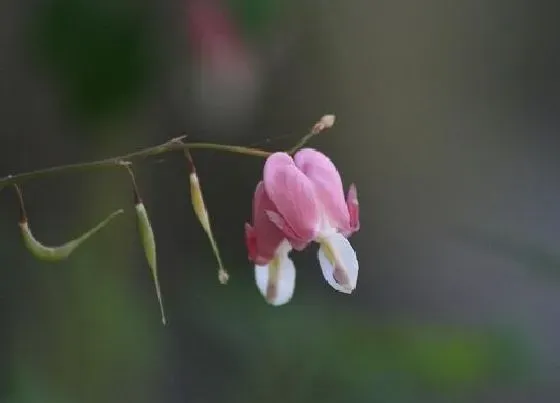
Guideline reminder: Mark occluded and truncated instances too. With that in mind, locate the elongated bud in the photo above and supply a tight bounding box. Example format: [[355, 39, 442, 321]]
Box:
[[185, 150, 229, 284], [14, 185, 123, 262], [124, 164, 167, 325]]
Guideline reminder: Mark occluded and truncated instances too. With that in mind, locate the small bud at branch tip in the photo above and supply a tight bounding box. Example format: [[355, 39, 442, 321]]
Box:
[[311, 114, 336, 134]]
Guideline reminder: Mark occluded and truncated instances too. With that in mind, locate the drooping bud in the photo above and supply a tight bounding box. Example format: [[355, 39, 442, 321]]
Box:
[[185, 150, 229, 284], [125, 164, 167, 326], [14, 184, 123, 262]]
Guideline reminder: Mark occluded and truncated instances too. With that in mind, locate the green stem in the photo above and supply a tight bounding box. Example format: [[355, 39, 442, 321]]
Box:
[[0, 122, 324, 188], [287, 131, 316, 154], [0, 138, 271, 188]]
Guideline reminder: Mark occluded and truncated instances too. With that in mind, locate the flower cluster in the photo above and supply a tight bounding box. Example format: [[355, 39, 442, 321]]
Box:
[[245, 148, 360, 305]]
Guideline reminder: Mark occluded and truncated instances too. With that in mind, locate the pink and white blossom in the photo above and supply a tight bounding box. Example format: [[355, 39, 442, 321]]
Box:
[[245, 148, 360, 305]]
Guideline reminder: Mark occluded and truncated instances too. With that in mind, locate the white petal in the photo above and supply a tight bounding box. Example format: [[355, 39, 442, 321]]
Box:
[[318, 232, 359, 294], [254, 255, 296, 306]]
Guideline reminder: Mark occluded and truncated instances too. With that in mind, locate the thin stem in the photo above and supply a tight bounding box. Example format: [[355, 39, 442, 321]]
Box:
[[0, 138, 271, 189], [183, 148, 196, 173], [0, 115, 333, 189], [287, 114, 335, 154], [122, 163, 142, 204], [13, 184, 27, 223], [287, 131, 316, 154]]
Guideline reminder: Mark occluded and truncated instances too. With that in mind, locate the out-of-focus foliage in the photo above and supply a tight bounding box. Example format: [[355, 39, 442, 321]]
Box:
[[27, 0, 161, 125], [452, 225, 560, 279], [226, 0, 283, 38], [185, 283, 532, 403], [8, 248, 167, 403]]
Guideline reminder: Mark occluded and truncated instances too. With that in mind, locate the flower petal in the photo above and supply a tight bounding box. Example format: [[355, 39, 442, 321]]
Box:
[[262, 210, 306, 251], [247, 181, 287, 265], [317, 232, 359, 294], [244, 222, 258, 262], [345, 183, 360, 237], [254, 254, 296, 306], [263, 152, 319, 244], [294, 148, 350, 232]]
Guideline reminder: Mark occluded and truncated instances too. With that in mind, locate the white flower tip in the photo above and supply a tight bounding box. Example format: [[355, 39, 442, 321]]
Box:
[[317, 233, 359, 295], [265, 283, 279, 304], [333, 267, 355, 293], [254, 256, 296, 306]]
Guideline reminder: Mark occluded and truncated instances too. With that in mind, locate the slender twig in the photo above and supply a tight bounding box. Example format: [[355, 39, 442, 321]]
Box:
[[287, 114, 335, 154], [121, 162, 142, 204], [0, 115, 333, 189], [287, 132, 317, 154], [13, 184, 27, 223], [0, 137, 270, 189]]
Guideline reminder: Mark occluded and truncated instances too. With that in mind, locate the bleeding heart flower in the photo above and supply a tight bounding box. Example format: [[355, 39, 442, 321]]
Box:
[[245, 148, 360, 305]]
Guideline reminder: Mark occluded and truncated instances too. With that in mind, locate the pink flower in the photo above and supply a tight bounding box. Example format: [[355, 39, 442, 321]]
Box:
[[245, 148, 360, 305]]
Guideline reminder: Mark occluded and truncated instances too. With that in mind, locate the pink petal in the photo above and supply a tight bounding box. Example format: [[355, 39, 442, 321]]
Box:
[[264, 210, 309, 251], [294, 148, 350, 232], [244, 223, 258, 262], [246, 181, 286, 265], [346, 183, 360, 236], [263, 152, 319, 245]]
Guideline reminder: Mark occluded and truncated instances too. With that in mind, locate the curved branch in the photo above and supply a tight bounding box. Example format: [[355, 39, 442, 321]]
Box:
[[0, 137, 270, 188], [0, 114, 333, 188]]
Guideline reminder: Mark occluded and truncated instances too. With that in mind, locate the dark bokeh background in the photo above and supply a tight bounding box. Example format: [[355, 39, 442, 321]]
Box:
[[1, 0, 560, 402]]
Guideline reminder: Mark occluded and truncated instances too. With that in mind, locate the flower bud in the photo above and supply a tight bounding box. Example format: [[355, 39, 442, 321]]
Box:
[[125, 165, 167, 325], [311, 114, 336, 134], [186, 150, 228, 284]]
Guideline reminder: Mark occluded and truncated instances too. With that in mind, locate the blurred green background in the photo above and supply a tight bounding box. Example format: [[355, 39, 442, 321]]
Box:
[[1, 0, 560, 402]]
